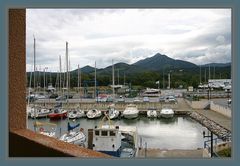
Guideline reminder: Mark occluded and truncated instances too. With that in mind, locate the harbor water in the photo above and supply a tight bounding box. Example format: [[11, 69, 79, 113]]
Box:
[[27, 115, 209, 150]]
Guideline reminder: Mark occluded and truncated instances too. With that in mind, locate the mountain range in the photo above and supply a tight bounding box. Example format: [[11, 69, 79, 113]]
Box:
[[74, 53, 231, 75]]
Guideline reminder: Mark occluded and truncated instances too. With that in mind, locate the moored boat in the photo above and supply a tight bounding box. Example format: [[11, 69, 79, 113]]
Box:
[[107, 104, 119, 120], [59, 122, 86, 146], [89, 115, 138, 157], [160, 108, 174, 118], [147, 108, 158, 118], [86, 109, 102, 119], [48, 107, 67, 120], [123, 104, 139, 119], [30, 106, 51, 118], [68, 108, 85, 119]]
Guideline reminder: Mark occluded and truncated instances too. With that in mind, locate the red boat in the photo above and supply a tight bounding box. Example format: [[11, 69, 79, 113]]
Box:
[[48, 108, 68, 120]]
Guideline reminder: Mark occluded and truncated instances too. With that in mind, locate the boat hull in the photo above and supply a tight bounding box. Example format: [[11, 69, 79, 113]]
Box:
[[99, 148, 121, 157], [48, 112, 67, 120], [123, 113, 139, 119], [160, 113, 174, 118]]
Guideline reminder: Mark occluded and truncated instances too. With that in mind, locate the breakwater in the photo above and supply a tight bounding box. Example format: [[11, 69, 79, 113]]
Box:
[[189, 112, 231, 141]]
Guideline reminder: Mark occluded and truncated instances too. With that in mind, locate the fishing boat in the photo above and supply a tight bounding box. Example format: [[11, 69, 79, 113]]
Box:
[[122, 104, 139, 119], [59, 122, 86, 146], [86, 109, 102, 119], [68, 108, 85, 119], [48, 104, 67, 120], [106, 104, 119, 120], [89, 115, 138, 157], [30, 106, 51, 118], [33, 121, 57, 138], [147, 107, 158, 118], [160, 108, 174, 118]]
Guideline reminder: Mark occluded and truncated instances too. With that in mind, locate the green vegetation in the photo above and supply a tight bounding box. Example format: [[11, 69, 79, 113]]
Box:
[[27, 66, 231, 90], [217, 148, 231, 157]]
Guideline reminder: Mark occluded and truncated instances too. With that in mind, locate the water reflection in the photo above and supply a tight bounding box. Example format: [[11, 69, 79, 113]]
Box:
[[28, 115, 206, 150]]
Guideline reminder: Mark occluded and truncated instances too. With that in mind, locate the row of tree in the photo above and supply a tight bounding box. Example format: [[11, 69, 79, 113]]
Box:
[[26, 66, 231, 90]]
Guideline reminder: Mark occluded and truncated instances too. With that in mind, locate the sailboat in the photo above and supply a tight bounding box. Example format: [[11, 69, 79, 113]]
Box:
[[48, 103, 68, 120], [68, 107, 85, 119], [34, 121, 57, 138], [30, 37, 50, 119], [86, 109, 102, 119], [68, 64, 85, 119], [106, 104, 119, 120], [59, 122, 86, 146]]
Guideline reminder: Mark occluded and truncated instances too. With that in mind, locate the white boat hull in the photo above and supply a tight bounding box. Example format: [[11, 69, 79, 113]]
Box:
[[86, 109, 102, 119], [147, 110, 157, 118], [160, 108, 174, 118], [59, 131, 86, 145], [123, 112, 139, 119]]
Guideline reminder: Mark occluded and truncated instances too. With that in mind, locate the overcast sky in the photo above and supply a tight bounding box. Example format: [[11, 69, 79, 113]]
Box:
[[26, 9, 231, 72]]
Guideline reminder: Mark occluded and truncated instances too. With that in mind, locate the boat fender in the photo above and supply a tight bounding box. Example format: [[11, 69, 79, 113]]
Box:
[[112, 144, 115, 148], [39, 127, 44, 132]]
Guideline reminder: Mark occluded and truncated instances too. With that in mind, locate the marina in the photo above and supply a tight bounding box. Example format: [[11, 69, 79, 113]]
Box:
[[28, 115, 210, 151]]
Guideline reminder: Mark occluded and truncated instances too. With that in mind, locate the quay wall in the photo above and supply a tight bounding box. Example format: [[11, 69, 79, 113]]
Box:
[[34, 102, 178, 111], [185, 99, 210, 109], [210, 101, 231, 118]]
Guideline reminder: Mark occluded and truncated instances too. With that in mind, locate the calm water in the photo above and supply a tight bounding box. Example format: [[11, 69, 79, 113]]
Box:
[[27, 116, 208, 150]]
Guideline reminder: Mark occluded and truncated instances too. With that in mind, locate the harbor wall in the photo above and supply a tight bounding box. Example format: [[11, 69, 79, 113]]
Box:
[[36, 102, 178, 111], [210, 101, 231, 118], [185, 99, 210, 109]]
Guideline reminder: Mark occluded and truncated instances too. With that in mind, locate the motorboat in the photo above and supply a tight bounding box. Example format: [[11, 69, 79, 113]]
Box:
[[147, 108, 158, 118], [68, 108, 85, 119], [106, 104, 119, 120], [33, 121, 57, 138], [30, 106, 51, 118], [123, 104, 139, 119], [86, 109, 102, 119], [59, 122, 86, 146], [160, 108, 174, 118], [48, 106, 67, 120], [90, 115, 138, 157]]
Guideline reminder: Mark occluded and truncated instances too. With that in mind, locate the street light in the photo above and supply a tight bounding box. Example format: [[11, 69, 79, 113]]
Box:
[[203, 130, 214, 157]]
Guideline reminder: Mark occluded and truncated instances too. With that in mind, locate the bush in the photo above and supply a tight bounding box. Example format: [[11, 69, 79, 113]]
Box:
[[217, 148, 231, 157]]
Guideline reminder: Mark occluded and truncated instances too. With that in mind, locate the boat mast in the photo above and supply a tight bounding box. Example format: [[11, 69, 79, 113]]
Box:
[[66, 42, 69, 103], [59, 55, 62, 96], [94, 61, 97, 99], [112, 59, 115, 101], [78, 64, 80, 105]]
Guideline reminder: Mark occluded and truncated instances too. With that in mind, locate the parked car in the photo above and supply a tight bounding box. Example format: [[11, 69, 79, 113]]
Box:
[[167, 96, 177, 103], [143, 97, 149, 102], [49, 93, 58, 99], [56, 94, 73, 101], [106, 97, 113, 102], [133, 98, 141, 103], [159, 96, 165, 102]]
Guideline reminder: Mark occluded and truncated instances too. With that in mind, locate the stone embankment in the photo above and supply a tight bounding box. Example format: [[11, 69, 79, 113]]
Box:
[[189, 112, 231, 141]]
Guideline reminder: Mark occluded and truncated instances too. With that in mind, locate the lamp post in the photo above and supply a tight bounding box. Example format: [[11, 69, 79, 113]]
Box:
[[203, 131, 214, 157]]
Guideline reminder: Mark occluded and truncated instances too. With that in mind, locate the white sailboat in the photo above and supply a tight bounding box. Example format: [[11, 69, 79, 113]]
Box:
[[67, 64, 86, 119], [86, 109, 102, 119], [107, 104, 119, 120], [59, 122, 86, 146], [68, 108, 85, 119], [123, 104, 139, 119]]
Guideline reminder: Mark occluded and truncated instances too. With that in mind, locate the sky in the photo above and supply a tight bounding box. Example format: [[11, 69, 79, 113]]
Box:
[[26, 9, 231, 72]]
